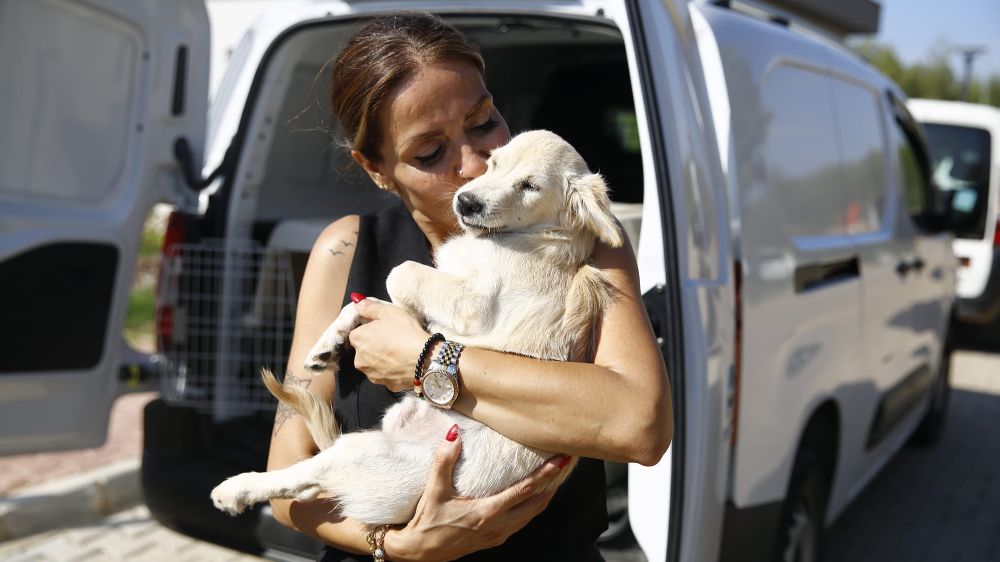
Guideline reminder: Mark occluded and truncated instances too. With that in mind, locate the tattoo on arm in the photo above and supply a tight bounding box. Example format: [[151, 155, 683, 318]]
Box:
[[327, 239, 356, 257], [273, 372, 313, 437]]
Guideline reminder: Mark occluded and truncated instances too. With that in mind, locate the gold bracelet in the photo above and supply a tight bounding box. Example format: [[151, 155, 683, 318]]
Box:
[[365, 524, 390, 562]]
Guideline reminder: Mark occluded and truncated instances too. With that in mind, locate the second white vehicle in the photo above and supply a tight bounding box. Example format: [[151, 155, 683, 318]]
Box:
[[909, 99, 1000, 325]]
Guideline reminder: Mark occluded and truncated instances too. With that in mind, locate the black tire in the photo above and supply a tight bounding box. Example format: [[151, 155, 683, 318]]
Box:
[[773, 451, 829, 562], [911, 329, 953, 446]]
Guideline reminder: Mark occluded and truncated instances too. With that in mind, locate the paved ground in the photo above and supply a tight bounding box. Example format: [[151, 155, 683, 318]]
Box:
[[823, 348, 1000, 562], [0, 349, 997, 561]]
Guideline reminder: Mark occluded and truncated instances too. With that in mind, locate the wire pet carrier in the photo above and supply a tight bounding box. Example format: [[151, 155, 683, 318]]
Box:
[[156, 240, 298, 419]]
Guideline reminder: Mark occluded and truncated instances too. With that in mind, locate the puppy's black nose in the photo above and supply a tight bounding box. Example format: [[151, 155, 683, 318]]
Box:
[[457, 192, 483, 217]]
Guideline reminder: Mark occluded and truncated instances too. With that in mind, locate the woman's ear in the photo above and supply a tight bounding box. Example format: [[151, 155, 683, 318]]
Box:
[[351, 149, 394, 192]]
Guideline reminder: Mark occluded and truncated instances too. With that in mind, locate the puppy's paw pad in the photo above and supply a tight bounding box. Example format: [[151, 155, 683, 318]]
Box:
[[305, 340, 344, 370]]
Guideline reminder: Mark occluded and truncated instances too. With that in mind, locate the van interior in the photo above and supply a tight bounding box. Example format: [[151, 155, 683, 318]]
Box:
[[161, 15, 644, 416]]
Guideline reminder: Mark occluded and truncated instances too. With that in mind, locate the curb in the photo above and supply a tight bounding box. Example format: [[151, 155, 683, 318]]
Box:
[[0, 459, 141, 542]]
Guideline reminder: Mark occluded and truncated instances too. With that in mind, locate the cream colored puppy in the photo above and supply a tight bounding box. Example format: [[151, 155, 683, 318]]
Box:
[[210, 130, 623, 525]]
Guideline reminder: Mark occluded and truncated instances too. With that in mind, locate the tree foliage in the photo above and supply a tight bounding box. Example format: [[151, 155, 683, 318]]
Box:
[[851, 40, 999, 106]]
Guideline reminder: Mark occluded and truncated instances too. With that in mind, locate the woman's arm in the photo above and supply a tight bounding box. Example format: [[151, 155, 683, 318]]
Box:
[[348, 236, 673, 466], [265, 215, 368, 552], [266, 215, 571, 560]]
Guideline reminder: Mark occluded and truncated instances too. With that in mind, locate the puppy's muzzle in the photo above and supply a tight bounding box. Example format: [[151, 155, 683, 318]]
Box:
[[457, 192, 484, 217]]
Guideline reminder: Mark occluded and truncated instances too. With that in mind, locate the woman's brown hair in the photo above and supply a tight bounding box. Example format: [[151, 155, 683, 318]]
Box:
[[330, 13, 485, 163]]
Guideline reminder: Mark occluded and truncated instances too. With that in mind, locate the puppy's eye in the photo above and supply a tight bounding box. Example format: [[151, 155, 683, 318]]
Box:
[[518, 179, 538, 191]]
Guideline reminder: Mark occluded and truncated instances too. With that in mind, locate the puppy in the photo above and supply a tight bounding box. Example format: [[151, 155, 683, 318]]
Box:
[[210, 130, 624, 524]]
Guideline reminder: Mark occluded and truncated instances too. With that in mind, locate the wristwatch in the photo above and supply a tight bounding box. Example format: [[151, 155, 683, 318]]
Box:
[[422, 341, 464, 409]]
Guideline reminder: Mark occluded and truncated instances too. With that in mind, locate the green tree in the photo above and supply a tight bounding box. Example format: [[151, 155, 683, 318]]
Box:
[[851, 40, 1000, 107]]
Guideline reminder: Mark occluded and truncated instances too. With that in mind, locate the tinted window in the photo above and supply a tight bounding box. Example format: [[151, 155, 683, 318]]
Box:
[[761, 66, 846, 238], [893, 123, 928, 219], [922, 124, 992, 239], [830, 80, 887, 234]]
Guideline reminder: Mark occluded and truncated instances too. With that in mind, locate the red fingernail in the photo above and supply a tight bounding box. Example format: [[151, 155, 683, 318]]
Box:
[[350, 292, 366, 303], [446, 424, 459, 442], [557, 456, 572, 469]]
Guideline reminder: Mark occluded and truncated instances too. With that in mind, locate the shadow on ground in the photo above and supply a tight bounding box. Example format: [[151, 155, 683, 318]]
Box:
[[824, 348, 1000, 562]]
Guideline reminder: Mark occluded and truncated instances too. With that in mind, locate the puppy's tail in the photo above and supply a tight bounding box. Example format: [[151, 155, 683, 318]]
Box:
[[262, 368, 339, 450], [563, 263, 618, 361]]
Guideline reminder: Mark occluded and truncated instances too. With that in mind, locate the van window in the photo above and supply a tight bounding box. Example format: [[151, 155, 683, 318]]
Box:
[[0, 0, 138, 204], [922, 124, 992, 239], [760, 65, 846, 238], [892, 121, 932, 221], [829, 80, 887, 234]]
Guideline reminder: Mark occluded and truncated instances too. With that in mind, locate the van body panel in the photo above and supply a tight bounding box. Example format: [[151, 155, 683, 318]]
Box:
[[700, 5, 866, 511], [0, 0, 209, 455]]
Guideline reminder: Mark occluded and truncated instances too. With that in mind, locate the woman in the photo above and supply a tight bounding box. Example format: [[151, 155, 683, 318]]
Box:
[[266, 13, 672, 562]]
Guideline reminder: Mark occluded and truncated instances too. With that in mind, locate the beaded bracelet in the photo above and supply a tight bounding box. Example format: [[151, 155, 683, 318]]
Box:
[[414, 332, 445, 397], [365, 524, 390, 562]]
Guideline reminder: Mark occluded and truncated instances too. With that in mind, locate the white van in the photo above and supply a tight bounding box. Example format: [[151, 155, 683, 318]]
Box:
[[0, 1, 960, 561], [908, 99, 1000, 325]]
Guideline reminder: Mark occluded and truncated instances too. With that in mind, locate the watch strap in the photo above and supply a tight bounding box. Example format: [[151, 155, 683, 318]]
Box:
[[433, 340, 464, 372]]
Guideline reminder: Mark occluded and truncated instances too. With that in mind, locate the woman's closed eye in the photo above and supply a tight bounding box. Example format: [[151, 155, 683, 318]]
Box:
[[413, 117, 500, 168], [415, 145, 444, 167], [472, 117, 500, 135]]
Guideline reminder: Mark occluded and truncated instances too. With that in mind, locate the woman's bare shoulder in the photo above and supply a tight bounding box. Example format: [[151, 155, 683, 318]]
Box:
[[313, 214, 361, 259], [294, 215, 361, 332]]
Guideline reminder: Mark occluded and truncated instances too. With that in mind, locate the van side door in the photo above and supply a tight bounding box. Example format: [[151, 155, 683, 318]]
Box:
[[0, 0, 209, 455]]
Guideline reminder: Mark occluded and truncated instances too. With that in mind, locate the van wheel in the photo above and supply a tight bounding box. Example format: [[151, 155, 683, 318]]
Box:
[[911, 331, 953, 446], [774, 453, 828, 562]]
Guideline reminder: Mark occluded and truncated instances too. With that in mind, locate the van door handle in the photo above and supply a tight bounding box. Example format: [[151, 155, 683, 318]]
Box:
[[896, 257, 925, 276]]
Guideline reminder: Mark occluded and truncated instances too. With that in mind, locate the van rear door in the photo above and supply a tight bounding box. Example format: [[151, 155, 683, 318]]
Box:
[[0, 0, 209, 455]]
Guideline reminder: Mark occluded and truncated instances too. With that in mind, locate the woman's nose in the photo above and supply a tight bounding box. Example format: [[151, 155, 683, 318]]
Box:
[[456, 144, 489, 180]]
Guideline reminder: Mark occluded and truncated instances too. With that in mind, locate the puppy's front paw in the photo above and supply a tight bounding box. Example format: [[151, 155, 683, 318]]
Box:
[[304, 304, 362, 371], [211, 474, 257, 515], [304, 334, 345, 371]]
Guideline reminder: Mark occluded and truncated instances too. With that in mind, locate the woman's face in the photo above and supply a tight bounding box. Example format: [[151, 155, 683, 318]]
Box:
[[357, 60, 511, 230]]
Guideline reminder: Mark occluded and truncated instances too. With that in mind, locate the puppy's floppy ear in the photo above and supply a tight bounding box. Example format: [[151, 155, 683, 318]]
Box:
[[567, 172, 624, 248]]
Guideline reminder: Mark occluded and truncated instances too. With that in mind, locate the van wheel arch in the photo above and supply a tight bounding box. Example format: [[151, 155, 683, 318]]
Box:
[[772, 401, 839, 562]]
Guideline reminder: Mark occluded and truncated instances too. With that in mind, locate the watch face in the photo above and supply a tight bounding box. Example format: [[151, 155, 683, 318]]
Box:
[[423, 370, 456, 406]]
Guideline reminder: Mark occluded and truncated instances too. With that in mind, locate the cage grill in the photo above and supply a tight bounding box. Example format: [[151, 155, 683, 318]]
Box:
[[156, 240, 298, 417]]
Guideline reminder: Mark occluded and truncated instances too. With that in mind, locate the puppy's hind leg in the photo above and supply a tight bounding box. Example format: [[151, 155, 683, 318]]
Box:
[[211, 429, 437, 525], [210, 453, 332, 516]]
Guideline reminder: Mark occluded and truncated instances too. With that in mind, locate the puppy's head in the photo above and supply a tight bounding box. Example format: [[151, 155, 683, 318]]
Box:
[[453, 130, 623, 248]]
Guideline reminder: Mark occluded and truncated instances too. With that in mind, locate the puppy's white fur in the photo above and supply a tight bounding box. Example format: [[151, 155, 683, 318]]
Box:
[[211, 130, 623, 524]]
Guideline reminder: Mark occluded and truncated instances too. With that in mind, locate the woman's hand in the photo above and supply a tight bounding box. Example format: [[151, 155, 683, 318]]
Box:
[[348, 297, 431, 392], [384, 426, 569, 562]]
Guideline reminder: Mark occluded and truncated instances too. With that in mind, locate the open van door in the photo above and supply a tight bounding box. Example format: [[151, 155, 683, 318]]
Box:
[[0, 0, 209, 455]]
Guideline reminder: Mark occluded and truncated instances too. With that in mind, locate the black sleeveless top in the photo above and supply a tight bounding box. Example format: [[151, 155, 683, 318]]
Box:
[[318, 203, 607, 562]]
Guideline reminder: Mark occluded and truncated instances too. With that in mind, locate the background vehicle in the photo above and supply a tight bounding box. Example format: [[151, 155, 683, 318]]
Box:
[[908, 99, 1000, 325], [0, 1, 961, 561]]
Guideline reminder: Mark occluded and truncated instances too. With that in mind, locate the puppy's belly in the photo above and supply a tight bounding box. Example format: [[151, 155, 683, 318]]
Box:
[[379, 398, 551, 499], [380, 396, 454, 438]]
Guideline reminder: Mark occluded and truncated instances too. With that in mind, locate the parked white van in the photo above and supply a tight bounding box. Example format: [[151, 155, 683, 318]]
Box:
[[908, 99, 1000, 325], [0, 1, 961, 561]]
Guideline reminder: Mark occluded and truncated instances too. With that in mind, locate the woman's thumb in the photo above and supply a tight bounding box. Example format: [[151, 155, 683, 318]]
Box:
[[426, 424, 462, 499]]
